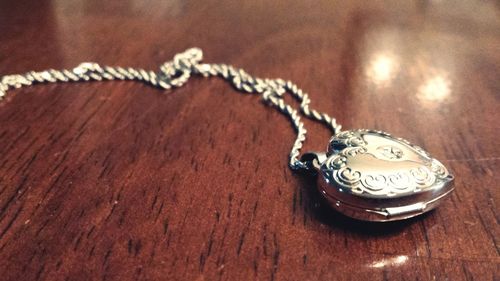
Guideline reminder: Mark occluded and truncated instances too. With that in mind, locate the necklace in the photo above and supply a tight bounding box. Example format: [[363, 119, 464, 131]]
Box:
[[0, 48, 454, 222]]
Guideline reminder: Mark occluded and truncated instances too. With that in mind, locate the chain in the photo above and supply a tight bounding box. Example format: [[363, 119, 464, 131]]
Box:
[[0, 48, 341, 171]]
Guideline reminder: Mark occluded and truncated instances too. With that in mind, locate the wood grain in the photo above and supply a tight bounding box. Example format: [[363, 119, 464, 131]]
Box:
[[0, 0, 499, 280]]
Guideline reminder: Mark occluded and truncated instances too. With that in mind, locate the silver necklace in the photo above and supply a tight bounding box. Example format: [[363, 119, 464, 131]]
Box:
[[0, 48, 454, 222]]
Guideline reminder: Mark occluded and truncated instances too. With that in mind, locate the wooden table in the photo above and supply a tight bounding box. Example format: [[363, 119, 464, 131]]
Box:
[[0, 1, 498, 280]]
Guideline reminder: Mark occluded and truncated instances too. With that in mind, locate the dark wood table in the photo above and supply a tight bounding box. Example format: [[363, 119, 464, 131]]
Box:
[[0, 1, 498, 280]]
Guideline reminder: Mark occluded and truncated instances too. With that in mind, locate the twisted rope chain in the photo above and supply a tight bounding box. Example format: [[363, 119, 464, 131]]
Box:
[[0, 48, 341, 170]]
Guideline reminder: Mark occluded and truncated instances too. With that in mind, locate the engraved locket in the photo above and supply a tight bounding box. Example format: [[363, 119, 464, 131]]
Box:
[[306, 129, 454, 221], [0, 48, 455, 222]]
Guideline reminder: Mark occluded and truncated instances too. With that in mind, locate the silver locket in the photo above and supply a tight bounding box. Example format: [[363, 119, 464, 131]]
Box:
[[307, 129, 454, 222], [0, 48, 455, 222]]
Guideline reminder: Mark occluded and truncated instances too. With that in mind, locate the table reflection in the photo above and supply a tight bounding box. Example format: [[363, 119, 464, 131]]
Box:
[[369, 255, 409, 268], [359, 20, 457, 109], [366, 53, 399, 87], [418, 75, 451, 103]]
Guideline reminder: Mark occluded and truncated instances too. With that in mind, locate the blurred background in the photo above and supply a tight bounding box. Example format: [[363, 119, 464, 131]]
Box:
[[0, 1, 498, 281]]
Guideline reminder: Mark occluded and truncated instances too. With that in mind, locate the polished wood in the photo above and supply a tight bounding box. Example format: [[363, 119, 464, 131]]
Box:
[[0, 1, 498, 280]]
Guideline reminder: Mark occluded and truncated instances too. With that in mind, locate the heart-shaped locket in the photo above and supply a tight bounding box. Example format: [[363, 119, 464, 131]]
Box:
[[312, 129, 454, 221], [1, 49, 454, 223]]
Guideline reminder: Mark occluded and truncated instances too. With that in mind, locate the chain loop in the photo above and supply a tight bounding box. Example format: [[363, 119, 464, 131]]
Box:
[[0, 48, 341, 171]]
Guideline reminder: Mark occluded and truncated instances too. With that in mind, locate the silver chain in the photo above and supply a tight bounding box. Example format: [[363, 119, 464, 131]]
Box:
[[0, 48, 341, 170]]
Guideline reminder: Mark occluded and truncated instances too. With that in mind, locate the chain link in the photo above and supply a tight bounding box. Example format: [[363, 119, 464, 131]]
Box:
[[0, 48, 341, 170]]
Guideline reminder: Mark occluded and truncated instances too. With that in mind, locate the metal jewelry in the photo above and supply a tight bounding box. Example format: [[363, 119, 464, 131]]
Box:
[[0, 48, 454, 222]]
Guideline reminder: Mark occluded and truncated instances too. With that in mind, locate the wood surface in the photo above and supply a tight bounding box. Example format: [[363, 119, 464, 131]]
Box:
[[0, 0, 499, 280]]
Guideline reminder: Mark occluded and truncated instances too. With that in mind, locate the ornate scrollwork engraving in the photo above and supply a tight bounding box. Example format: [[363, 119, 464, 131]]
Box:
[[323, 130, 451, 197]]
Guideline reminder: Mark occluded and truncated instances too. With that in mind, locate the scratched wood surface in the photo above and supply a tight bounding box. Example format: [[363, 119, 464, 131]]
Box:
[[0, 1, 499, 280]]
